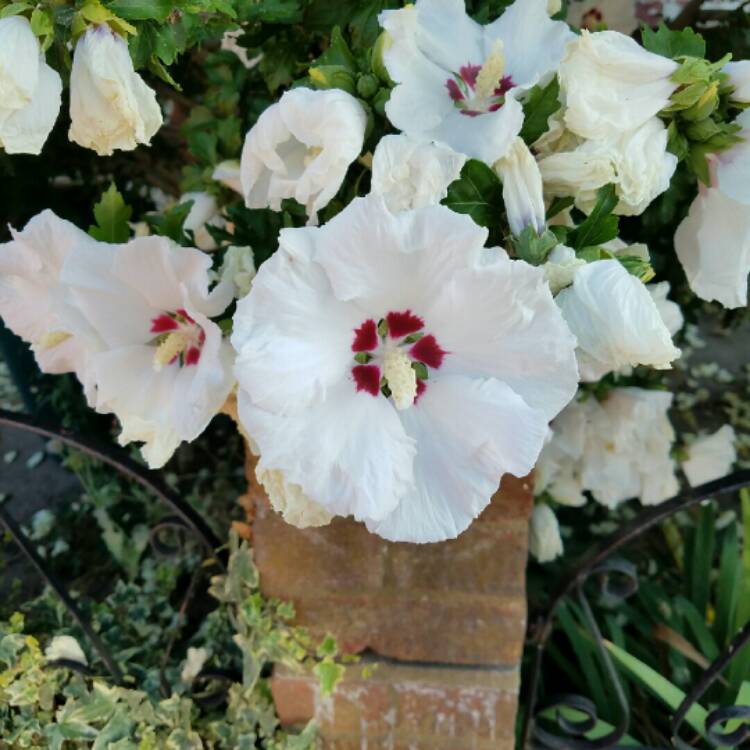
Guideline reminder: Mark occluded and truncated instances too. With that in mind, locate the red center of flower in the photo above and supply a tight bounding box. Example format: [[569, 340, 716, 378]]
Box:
[[150, 308, 206, 368], [446, 64, 515, 117], [351, 309, 447, 405]]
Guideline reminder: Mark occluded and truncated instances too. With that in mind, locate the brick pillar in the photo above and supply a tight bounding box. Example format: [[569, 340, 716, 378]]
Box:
[[243, 451, 533, 748]]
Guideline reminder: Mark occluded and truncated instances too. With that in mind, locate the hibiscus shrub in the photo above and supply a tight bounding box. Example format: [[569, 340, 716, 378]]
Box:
[[1, 0, 750, 745]]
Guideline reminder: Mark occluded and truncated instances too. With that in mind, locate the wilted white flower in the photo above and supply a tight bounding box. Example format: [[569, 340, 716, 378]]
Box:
[[558, 30, 678, 140], [543, 245, 586, 294], [181, 192, 224, 252], [566, 0, 642, 33], [45, 635, 88, 666], [30, 509, 55, 540], [0, 16, 62, 155], [69, 25, 163, 156], [495, 137, 545, 236], [539, 388, 678, 508], [232, 194, 578, 543], [221, 30, 255, 68], [529, 504, 563, 562], [539, 118, 677, 216], [212, 159, 243, 194], [379, 0, 574, 164], [683, 425, 736, 487], [240, 87, 366, 225], [219, 245, 256, 299], [675, 110, 750, 308], [371, 134, 465, 213], [648, 282, 684, 338], [556, 260, 681, 381], [181, 647, 210, 683], [60, 236, 235, 468], [256, 465, 334, 528], [0, 210, 103, 400]]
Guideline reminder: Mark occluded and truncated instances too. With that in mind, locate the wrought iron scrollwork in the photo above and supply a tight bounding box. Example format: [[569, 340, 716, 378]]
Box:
[[523, 469, 750, 750], [0, 408, 226, 689]]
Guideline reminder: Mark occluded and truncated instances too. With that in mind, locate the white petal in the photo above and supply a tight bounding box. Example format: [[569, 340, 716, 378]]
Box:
[[0, 16, 40, 109], [212, 159, 243, 194], [231, 228, 361, 413], [485, 0, 575, 87], [715, 112, 750, 205], [368, 374, 547, 543], [675, 187, 750, 309], [371, 134, 466, 212], [314, 194, 488, 314], [495, 136, 546, 235], [725, 60, 750, 103], [556, 259, 681, 380], [648, 282, 683, 337], [683, 425, 736, 487], [559, 30, 678, 139], [238, 383, 416, 524], [0, 59, 61, 155], [44, 635, 87, 666], [427, 255, 579, 422]]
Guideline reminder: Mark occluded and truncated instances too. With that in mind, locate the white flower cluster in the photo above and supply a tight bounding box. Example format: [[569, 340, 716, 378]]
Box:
[[0, 18, 161, 156], [0, 0, 746, 549]]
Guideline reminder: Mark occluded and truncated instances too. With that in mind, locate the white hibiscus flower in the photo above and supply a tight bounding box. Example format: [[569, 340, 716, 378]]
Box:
[[232, 194, 578, 543], [556, 259, 681, 382], [725, 60, 750, 102], [529, 503, 563, 563], [0, 16, 62, 155], [539, 387, 679, 509], [371, 134, 466, 213], [0, 210, 103, 400], [378, 0, 574, 164], [675, 110, 750, 308], [59, 236, 235, 468], [68, 25, 163, 156], [538, 117, 678, 216], [240, 87, 366, 225], [683, 425, 736, 488], [558, 30, 678, 140]]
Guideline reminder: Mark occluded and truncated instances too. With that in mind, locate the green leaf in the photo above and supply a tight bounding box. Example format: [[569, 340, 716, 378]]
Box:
[[316, 635, 338, 659], [673, 596, 719, 662], [146, 201, 193, 244], [715, 524, 740, 648], [315, 659, 344, 696], [520, 77, 561, 145], [88, 183, 132, 243], [106, 0, 174, 20], [512, 226, 558, 266], [240, 0, 304, 23], [605, 640, 709, 738], [641, 22, 706, 60], [412, 362, 429, 380], [442, 159, 504, 228], [688, 503, 716, 618], [567, 185, 619, 250], [546, 196, 574, 221], [537, 706, 640, 747], [617, 255, 655, 283], [314, 25, 355, 70], [0, 3, 33, 19]]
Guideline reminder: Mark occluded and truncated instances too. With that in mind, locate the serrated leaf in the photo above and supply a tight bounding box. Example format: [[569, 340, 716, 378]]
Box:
[[442, 159, 503, 228], [520, 76, 561, 145], [107, 0, 174, 21], [641, 22, 706, 60], [315, 659, 344, 696], [88, 183, 132, 243], [568, 184, 619, 250]]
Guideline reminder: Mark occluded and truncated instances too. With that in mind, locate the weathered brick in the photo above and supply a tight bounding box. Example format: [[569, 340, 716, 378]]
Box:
[[246, 452, 533, 666], [272, 662, 519, 750]]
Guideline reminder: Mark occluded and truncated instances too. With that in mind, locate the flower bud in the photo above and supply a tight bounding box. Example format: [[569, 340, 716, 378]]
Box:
[[69, 25, 163, 156]]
